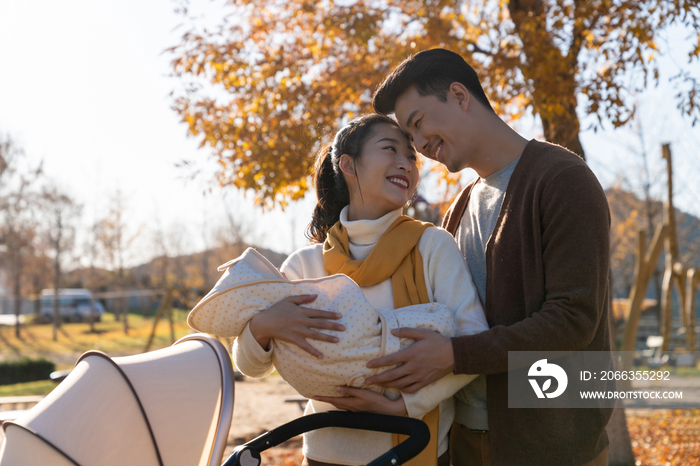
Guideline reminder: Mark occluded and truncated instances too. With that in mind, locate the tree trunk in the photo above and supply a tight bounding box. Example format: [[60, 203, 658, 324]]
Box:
[[607, 275, 636, 466], [508, 0, 585, 160], [53, 287, 60, 342], [33, 295, 40, 319], [89, 297, 95, 333], [539, 106, 585, 159], [606, 405, 636, 466], [123, 296, 129, 335], [168, 306, 175, 344], [13, 275, 21, 339]]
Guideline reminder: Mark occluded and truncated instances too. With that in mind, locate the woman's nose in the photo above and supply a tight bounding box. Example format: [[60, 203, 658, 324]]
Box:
[[396, 154, 412, 171]]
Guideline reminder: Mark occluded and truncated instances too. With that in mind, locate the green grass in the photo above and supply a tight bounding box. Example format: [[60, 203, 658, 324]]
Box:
[[0, 309, 201, 370], [0, 309, 239, 398], [0, 380, 58, 397]]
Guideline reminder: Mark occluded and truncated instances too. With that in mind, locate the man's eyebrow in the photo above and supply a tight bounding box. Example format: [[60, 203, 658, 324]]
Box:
[[405, 110, 419, 128]]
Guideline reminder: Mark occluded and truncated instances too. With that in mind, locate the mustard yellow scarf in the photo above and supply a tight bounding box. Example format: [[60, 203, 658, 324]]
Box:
[[323, 213, 439, 466], [323, 215, 431, 308]]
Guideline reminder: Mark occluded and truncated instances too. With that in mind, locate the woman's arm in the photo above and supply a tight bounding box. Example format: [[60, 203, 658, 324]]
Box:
[[233, 294, 341, 376], [248, 294, 344, 358], [232, 322, 276, 377], [232, 247, 344, 377]]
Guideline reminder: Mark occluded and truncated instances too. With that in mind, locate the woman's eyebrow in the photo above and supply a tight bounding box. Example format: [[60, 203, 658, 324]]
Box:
[[375, 137, 400, 144]]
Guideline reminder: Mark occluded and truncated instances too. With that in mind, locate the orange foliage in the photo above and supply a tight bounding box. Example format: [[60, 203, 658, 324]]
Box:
[[627, 409, 700, 465], [169, 0, 700, 206]]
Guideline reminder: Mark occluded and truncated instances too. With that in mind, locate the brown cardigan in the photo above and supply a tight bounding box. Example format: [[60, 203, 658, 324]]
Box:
[[443, 140, 613, 466]]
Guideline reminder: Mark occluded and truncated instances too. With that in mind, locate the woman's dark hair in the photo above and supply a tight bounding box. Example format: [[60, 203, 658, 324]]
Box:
[[306, 113, 401, 243], [373, 48, 495, 115]]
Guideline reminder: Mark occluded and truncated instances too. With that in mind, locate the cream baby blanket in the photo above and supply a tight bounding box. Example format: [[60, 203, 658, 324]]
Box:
[[188, 248, 459, 399]]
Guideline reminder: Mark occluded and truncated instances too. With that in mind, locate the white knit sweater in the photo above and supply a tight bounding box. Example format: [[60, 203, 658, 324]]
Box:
[[233, 207, 487, 465]]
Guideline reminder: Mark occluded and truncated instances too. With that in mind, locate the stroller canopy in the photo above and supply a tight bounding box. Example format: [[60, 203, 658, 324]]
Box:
[[0, 334, 234, 466]]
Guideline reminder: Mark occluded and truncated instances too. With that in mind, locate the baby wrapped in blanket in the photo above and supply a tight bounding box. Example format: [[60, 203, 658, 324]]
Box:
[[188, 248, 460, 399]]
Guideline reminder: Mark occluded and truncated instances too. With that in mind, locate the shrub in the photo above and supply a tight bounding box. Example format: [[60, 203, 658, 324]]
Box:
[[0, 358, 56, 385]]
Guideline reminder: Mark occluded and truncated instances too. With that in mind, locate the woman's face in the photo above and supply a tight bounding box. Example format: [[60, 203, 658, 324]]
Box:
[[343, 123, 420, 221]]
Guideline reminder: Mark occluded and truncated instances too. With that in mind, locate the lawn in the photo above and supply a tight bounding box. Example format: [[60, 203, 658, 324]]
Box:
[[0, 310, 204, 371], [0, 309, 236, 397]]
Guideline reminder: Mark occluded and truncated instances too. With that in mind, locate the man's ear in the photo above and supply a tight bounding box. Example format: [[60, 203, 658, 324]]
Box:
[[449, 82, 471, 109], [339, 154, 356, 176]]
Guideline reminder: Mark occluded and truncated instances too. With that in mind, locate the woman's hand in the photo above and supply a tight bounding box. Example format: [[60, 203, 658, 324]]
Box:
[[249, 294, 345, 359], [314, 387, 407, 416]]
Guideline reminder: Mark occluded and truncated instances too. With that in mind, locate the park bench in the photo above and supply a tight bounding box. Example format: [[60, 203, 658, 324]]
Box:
[[285, 397, 309, 411]]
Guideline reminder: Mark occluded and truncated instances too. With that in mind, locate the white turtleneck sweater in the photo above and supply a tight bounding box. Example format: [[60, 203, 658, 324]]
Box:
[[233, 207, 488, 465]]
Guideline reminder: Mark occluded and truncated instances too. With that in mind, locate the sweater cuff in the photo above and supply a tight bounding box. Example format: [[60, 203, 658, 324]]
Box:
[[232, 322, 274, 377], [451, 331, 506, 375], [402, 373, 477, 419]]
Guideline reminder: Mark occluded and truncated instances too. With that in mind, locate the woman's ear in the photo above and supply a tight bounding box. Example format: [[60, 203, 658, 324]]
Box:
[[449, 82, 470, 109], [338, 154, 356, 177]]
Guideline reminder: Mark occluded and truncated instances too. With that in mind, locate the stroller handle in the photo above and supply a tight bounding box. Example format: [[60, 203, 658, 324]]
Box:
[[223, 411, 430, 466]]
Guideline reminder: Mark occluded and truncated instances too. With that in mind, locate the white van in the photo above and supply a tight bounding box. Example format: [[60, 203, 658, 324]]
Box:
[[40, 289, 105, 323]]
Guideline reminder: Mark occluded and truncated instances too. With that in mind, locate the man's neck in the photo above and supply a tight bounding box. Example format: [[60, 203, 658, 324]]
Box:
[[470, 118, 529, 179]]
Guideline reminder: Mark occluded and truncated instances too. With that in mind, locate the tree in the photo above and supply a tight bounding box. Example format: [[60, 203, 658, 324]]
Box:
[[97, 190, 138, 333], [169, 0, 700, 206], [0, 136, 43, 338], [41, 185, 82, 341]]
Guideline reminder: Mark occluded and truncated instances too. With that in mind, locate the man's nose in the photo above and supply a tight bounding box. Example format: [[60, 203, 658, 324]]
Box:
[[412, 135, 429, 156]]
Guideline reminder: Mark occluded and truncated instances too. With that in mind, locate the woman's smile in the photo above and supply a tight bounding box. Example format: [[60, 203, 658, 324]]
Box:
[[387, 175, 410, 189]]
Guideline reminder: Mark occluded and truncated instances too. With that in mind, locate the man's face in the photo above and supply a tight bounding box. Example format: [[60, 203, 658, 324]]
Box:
[[394, 85, 471, 173]]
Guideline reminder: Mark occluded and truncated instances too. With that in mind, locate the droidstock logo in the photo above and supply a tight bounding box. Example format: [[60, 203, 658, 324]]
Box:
[[528, 359, 568, 399]]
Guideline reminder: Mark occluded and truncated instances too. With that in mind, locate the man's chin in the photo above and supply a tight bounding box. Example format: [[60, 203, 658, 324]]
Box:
[[444, 160, 462, 173]]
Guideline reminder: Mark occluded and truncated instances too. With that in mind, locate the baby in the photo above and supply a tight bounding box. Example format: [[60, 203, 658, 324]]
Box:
[[188, 247, 461, 399]]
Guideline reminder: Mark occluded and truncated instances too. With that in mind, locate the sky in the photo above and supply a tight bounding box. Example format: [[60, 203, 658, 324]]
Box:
[[0, 0, 315, 266], [1, 0, 699, 269]]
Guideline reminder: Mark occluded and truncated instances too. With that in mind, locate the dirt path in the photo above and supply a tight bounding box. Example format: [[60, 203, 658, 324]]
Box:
[[223, 375, 307, 464], [226, 375, 304, 445]]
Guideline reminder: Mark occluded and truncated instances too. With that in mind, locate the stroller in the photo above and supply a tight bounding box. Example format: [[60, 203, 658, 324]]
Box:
[[0, 334, 429, 466]]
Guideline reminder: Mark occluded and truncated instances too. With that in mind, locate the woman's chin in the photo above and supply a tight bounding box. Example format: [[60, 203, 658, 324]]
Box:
[[385, 201, 409, 213], [360, 198, 409, 219]]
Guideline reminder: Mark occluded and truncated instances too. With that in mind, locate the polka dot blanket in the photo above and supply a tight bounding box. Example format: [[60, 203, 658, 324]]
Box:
[[187, 248, 459, 399]]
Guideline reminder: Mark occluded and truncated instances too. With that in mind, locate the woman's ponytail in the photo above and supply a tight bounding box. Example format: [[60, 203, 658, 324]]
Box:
[[307, 144, 349, 243]]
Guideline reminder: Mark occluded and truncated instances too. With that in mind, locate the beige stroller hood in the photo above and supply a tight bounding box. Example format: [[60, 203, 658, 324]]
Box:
[[0, 334, 235, 466]]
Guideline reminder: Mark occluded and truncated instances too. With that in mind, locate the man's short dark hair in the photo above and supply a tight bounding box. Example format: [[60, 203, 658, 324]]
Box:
[[373, 48, 495, 115]]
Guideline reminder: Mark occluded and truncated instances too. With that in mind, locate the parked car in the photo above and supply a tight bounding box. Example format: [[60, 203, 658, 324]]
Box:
[[39, 289, 105, 323]]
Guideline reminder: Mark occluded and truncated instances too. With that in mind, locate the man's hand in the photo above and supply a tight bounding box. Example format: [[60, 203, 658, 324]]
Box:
[[314, 386, 407, 416], [249, 295, 345, 359], [364, 328, 455, 393]]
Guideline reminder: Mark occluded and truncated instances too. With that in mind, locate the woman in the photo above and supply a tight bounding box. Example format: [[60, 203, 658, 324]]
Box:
[[233, 114, 488, 466]]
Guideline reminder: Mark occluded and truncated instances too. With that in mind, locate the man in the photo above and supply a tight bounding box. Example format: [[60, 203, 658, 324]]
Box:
[[364, 48, 612, 466]]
